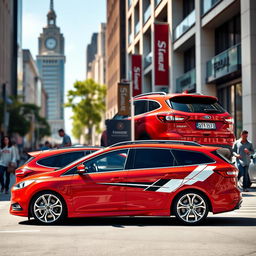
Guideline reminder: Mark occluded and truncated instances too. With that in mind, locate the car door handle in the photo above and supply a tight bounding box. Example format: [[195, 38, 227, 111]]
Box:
[[111, 177, 124, 182]]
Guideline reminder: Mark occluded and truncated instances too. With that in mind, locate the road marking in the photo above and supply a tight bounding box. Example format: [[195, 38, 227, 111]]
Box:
[[0, 230, 40, 233]]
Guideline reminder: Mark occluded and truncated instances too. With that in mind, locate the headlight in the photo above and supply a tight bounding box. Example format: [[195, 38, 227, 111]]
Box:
[[13, 180, 35, 190]]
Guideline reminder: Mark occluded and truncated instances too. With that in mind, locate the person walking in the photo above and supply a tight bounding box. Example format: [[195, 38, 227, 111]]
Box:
[[232, 130, 254, 192], [58, 129, 72, 147], [0, 136, 17, 194]]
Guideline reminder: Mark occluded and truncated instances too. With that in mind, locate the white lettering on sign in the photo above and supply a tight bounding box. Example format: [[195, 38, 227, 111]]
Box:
[[120, 87, 128, 111], [157, 40, 166, 72], [133, 67, 141, 90]]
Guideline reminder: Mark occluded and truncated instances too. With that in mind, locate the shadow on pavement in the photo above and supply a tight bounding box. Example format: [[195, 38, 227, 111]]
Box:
[[18, 216, 256, 227]]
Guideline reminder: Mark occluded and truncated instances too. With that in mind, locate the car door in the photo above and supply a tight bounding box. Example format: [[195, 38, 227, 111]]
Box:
[[70, 149, 129, 214], [125, 148, 177, 211]]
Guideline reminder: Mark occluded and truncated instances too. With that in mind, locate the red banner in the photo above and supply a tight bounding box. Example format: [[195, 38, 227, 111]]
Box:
[[154, 23, 169, 86], [131, 55, 142, 96]]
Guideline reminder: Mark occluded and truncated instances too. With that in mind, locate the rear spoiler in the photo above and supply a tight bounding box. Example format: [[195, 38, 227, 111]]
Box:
[[27, 151, 42, 157]]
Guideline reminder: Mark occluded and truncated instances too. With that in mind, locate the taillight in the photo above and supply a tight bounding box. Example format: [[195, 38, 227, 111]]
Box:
[[15, 168, 34, 177], [214, 167, 238, 177], [224, 116, 234, 124], [157, 114, 187, 123]]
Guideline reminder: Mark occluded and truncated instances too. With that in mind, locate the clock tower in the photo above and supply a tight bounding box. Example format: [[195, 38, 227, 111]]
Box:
[[36, 0, 65, 141]]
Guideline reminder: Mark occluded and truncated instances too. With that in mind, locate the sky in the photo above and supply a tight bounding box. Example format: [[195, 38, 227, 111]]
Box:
[[22, 0, 106, 140]]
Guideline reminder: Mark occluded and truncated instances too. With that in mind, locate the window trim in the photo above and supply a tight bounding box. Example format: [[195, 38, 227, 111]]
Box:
[[62, 149, 130, 176]]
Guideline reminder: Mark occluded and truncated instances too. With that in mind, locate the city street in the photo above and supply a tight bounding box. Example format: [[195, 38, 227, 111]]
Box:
[[0, 175, 256, 256]]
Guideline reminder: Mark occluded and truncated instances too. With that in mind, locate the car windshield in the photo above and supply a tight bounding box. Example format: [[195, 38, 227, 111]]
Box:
[[169, 96, 226, 113]]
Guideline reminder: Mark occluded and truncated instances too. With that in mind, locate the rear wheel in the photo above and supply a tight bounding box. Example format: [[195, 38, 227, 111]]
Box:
[[30, 191, 66, 224], [173, 191, 209, 225]]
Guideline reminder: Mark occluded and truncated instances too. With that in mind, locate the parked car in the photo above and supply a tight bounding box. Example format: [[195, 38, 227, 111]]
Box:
[[10, 140, 241, 225], [104, 92, 235, 151], [15, 146, 102, 182]]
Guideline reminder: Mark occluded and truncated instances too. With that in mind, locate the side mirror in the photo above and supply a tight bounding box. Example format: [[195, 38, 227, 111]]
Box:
[[77, 164, 87, 175]]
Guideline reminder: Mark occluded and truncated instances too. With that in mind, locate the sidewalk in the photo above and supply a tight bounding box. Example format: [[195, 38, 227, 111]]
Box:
[[0, 173, 16, 202]]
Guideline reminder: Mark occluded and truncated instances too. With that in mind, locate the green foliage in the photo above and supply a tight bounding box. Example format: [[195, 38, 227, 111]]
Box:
[[0, 98, 50, 139], [65, 79, 106, 143]]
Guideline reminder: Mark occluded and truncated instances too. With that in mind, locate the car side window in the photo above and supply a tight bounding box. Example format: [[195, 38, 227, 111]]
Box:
[[134, 101, 148, 115], [37, 151, 85, 168], [171, 149, 214, 166], [148, 101, 160, 111], [83, 150, 129, 173], [131, 148, 176, 169]]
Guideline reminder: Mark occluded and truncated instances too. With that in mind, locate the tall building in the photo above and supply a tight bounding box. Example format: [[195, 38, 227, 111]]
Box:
[[0, 0, 22, 134], [86, 33, 98, 79], [126, 0, 256, 145], [106, 0, 126, 119], [85, 23, 107, 145], [36, 0, 65, 141]]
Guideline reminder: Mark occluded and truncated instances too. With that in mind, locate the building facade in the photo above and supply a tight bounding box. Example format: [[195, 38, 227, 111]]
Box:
[[106, 0, 126, 119], [86, 33, 98, 79], [0, 0, 22, 134], [36, 0, 65, 142], [126, 0, 256, 144]]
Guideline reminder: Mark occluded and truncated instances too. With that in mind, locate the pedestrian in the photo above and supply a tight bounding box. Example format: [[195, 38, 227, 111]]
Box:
[[12, 141, 20, 167], [0, 136, 17, 194], [40, 141, 51, 150], [232, 130, 254, 192], [58, 129, 72, 147]]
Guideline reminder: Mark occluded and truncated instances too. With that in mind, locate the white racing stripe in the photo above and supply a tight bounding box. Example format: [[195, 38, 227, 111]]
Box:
[[157, 165, 216, 193]]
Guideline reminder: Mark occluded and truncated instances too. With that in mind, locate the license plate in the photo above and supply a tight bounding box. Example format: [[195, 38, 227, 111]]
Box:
[[196, 122, 216, 130]]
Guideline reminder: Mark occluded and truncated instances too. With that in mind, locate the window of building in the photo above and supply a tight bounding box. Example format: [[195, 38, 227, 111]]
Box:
[[184, 46, 195, 72], [132, 149, 176, 169], [215, 15, 241, 54], [183, 0, 195, 18], [171, 150, 214, 166], [217, 82, 242, 137]]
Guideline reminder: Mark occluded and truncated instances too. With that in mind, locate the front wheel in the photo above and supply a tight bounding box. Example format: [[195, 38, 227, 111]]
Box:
[[30, 191, 66, 224], [173, 191, 209, 225]]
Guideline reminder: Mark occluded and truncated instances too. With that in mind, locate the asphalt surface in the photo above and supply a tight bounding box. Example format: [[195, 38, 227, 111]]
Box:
[[0, 175, 256, 256]]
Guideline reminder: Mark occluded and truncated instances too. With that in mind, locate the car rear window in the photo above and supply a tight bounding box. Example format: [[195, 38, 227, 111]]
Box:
[[171, 149, 215, 166], [169, 96, 225, 113], [37, 151, 85, 168]]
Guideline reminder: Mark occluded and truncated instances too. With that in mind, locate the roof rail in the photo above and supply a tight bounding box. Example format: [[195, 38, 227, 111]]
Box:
[[110, 140, 202, 147], [133, 92, 166, 98]]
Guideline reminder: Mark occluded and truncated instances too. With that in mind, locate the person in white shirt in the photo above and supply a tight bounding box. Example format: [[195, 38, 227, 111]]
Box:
[[0, 136, 16, 194]]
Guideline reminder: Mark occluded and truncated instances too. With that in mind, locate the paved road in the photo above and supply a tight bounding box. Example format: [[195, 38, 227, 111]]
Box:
[[0, 176, 256, 256]]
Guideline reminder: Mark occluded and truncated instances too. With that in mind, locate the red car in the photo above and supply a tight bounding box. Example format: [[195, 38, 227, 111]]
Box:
[[10, 140, 241, 225], [105, 92, 235, 150], [15, 146, 101, 182]]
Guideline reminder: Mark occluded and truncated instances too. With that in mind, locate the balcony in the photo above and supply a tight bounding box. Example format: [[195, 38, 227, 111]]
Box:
[[202, 0, 222, 15], [144, 5, 151, 24], [155, 0, 162, 8], [206, 44, 241, 83], [135, 21, 140, 35], [176, 69, 196, 93], [144, 52, 152, 69], [173, 10, 195, 41]]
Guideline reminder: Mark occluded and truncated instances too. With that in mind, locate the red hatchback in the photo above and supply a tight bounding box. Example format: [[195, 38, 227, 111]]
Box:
[[15, 146, 101, 182], [10, 141, 241, 225], [133, 92, 235, 149]]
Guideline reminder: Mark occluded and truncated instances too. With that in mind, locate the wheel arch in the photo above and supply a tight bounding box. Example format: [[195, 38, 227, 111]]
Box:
[[170, 188, 213, 216], [28, 189, 68, 218]]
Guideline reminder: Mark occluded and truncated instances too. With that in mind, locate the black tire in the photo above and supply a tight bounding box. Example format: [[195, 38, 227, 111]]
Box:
[[30, 191, 67, 225], [172, 190, 209, 225]]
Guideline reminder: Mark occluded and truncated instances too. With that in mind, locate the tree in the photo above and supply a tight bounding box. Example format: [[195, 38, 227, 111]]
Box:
[[65, 79, 106, 144], [0, 98, 51, 139]]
